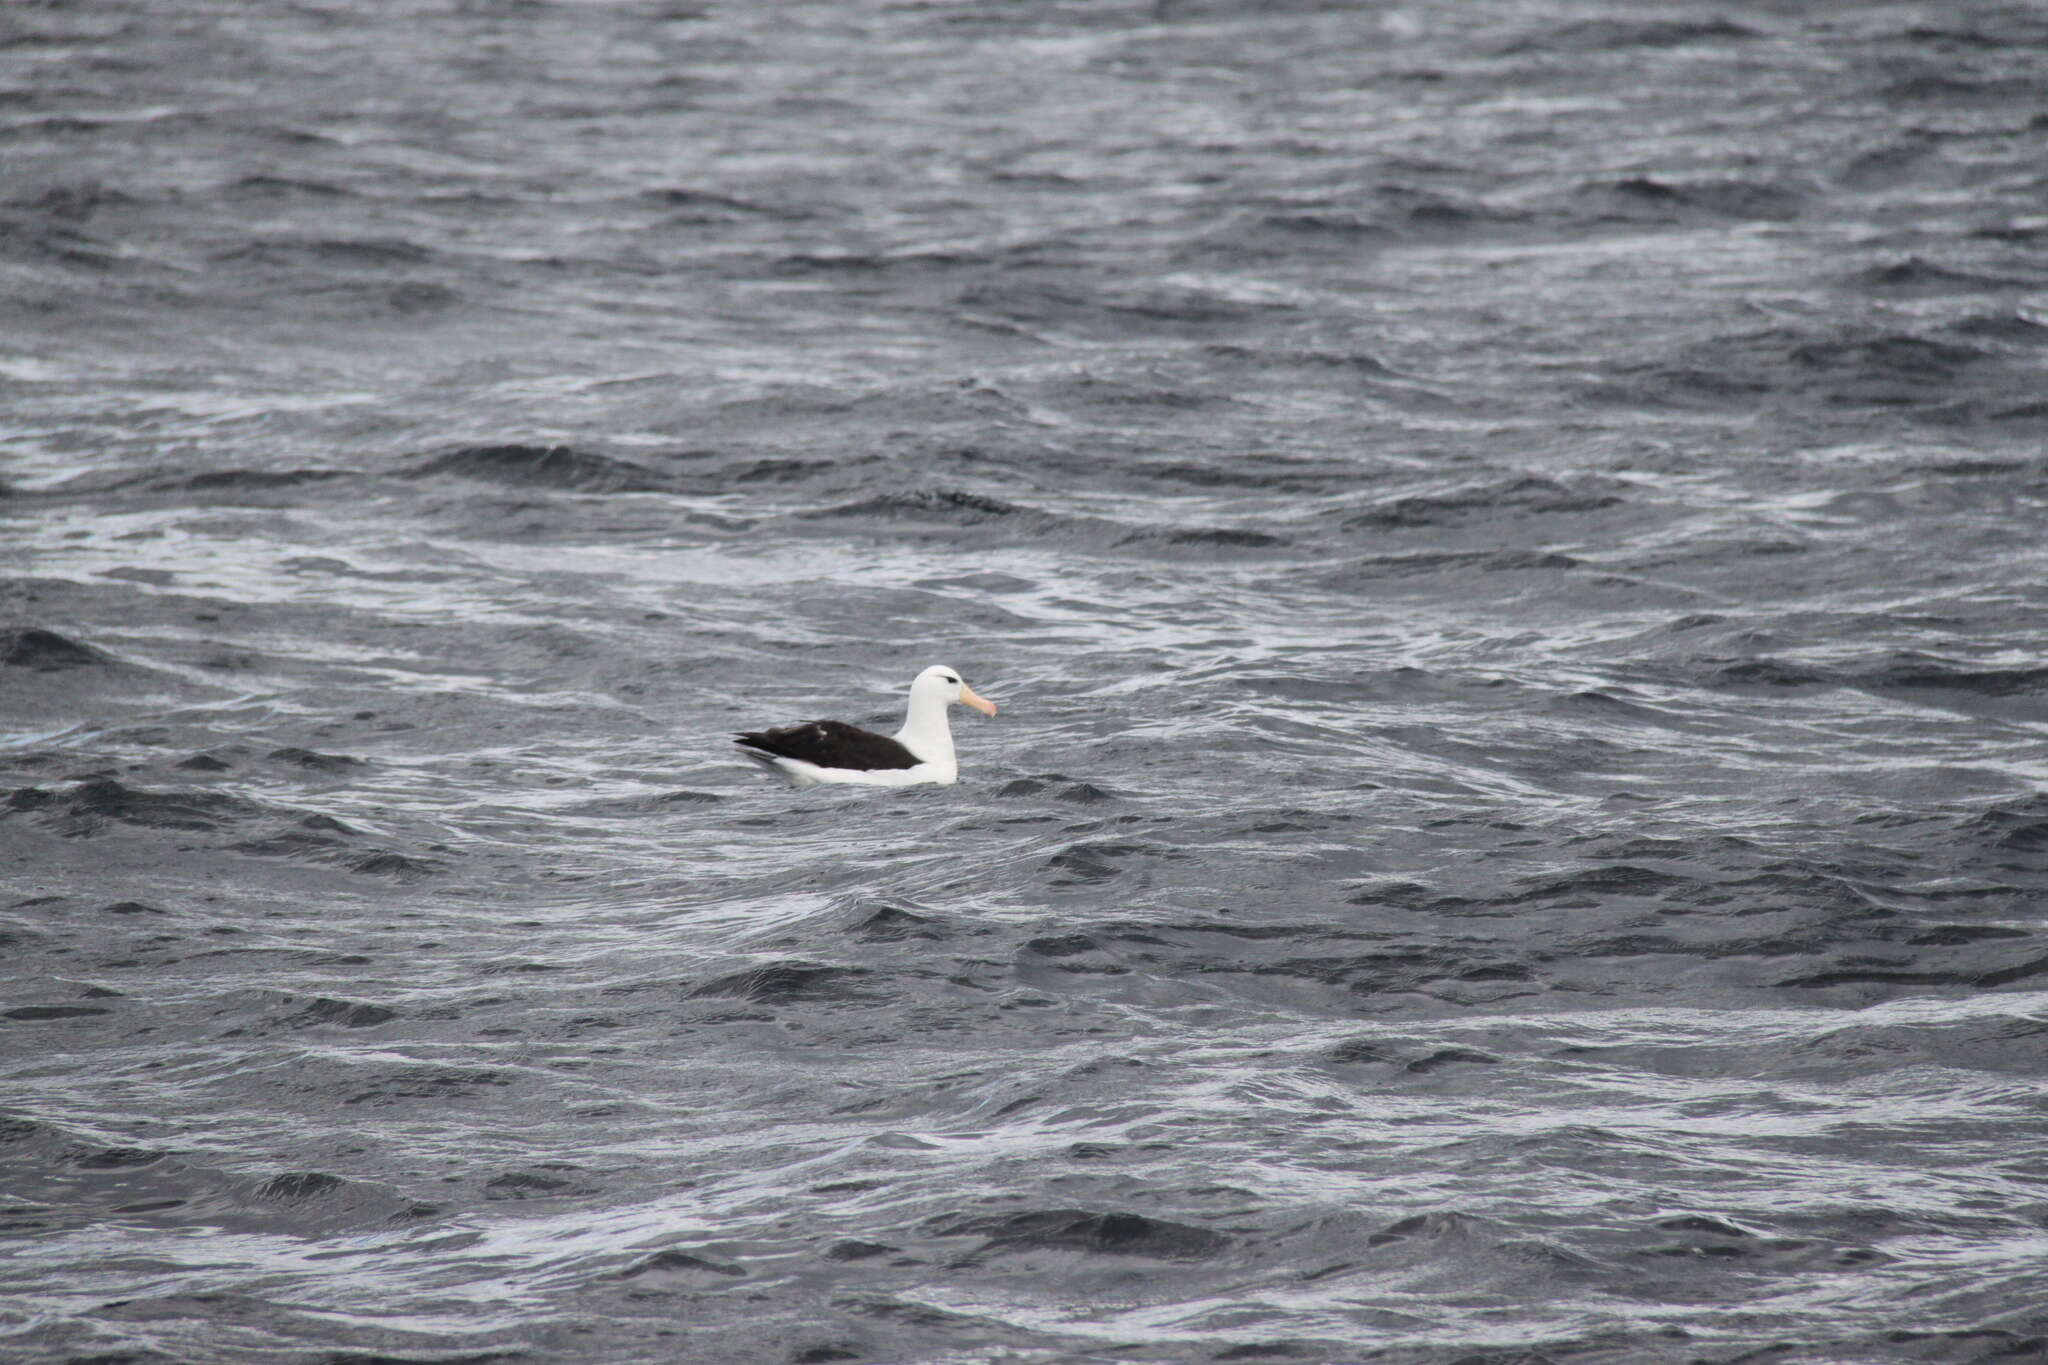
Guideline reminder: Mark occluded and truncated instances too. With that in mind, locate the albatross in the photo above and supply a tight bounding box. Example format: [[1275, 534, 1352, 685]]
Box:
[[735, 664, 998, 787]]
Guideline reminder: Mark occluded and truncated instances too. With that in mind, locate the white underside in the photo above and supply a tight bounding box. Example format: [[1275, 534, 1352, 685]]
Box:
[[749, 753, 958, 787]]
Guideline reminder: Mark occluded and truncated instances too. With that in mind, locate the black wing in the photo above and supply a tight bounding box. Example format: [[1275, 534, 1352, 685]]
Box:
[[734, 719, 921, 771]]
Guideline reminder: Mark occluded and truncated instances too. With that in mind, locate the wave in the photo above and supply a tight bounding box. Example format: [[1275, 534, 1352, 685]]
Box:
[[215, 236, 440, 269], [1692, 653, 2048, 702], [1848, 257, 2043, 294], [1593, 322, 2017, 414], [222, 175, 356, 202], [688, 961, 879, 1005], [7, 777, 259, 834], [1338, 475, 1625, 532], [1959, 794, 2048, 854], [1949, 311, 2048, 348], [4, 777, 443, 881], [0, 627, 116, 671], [801, 488, 1022, 524], [1778, 955, 2048, 991], [1500, 17, 1761, 53], [0, 1110, 436, 1238], [795, 486, 1295, 558], [1573, 175, 1807, 224], [641, 185, 814, 222], [160, 467, 353, 493], [1311, 548, 1583, 585], [921, 1208, 1229, 1261], [406, 444, 677, 493]]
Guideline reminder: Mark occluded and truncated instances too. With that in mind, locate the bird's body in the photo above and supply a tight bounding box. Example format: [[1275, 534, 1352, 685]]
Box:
[[735, 665, 997, 787]]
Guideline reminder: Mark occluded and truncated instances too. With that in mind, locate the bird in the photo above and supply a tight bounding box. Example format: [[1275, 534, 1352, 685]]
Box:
[[734, 665, 998, 787]]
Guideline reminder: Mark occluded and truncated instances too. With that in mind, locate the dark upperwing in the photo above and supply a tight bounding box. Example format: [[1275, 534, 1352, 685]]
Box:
[[733, 719, 921, 771]]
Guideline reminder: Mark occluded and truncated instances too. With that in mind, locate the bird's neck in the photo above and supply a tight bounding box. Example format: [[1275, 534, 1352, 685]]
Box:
[[896, 693, 955, 764]]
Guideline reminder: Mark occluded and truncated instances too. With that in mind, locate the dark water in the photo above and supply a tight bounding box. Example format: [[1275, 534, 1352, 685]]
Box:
[[6, 2, 2048, 1361]]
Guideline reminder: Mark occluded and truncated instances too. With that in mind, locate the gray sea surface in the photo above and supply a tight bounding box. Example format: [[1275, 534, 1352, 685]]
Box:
[[5, 2, 2048, 1362]]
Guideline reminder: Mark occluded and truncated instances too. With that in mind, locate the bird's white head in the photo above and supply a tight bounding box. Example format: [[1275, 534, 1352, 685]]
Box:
[[913, 664, 997, 716]]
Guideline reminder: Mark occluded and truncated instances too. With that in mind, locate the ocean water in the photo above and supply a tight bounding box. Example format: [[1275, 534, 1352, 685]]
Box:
[[5, 2, 2048, 1362]]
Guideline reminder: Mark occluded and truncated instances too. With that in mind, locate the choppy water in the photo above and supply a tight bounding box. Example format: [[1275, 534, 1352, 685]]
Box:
[[6, 2, 2048, 1362]]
